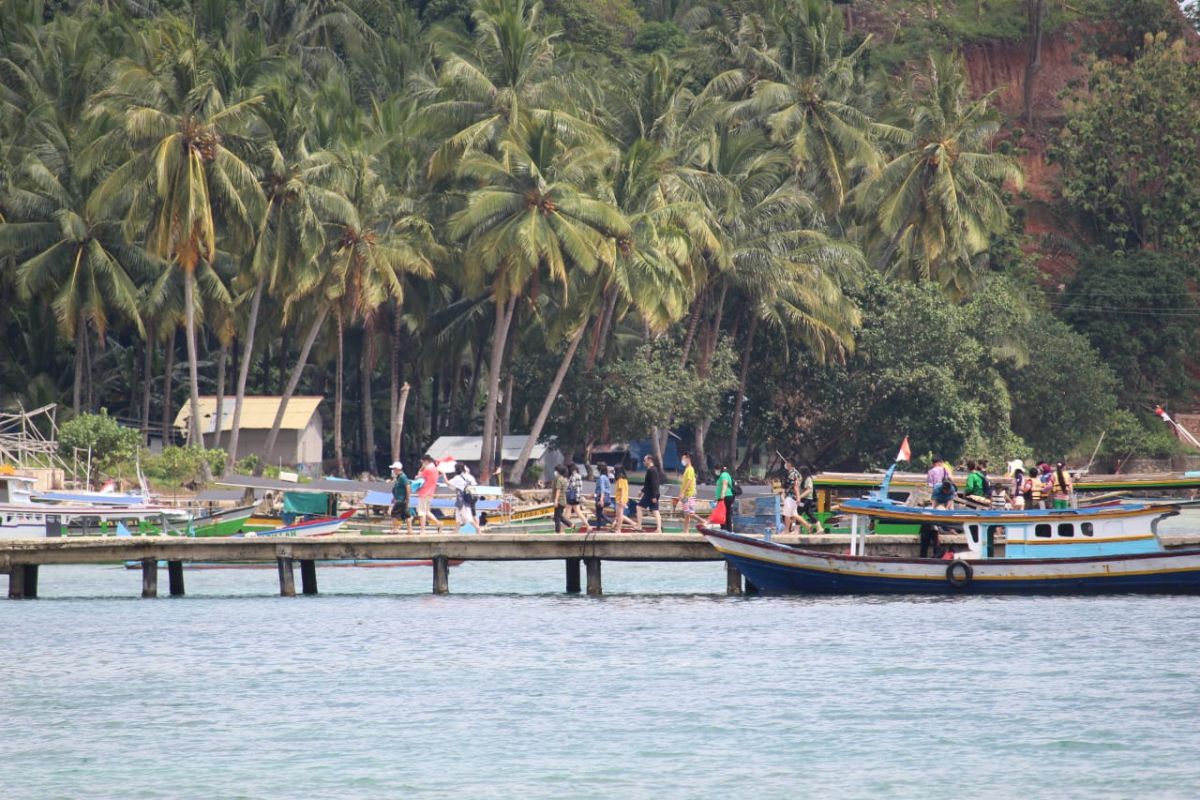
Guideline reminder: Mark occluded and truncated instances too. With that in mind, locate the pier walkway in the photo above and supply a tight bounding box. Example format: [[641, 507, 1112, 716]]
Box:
[[5, 532, 1200, 599]]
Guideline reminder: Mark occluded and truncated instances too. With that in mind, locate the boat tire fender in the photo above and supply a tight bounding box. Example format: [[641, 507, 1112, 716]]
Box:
[[946, 559, 973, 590]]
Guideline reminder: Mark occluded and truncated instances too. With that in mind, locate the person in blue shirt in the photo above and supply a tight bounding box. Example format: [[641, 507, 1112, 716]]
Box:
[[593, 463, 613, 527]]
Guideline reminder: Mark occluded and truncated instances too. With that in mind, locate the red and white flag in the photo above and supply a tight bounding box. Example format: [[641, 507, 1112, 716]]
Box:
[[895, 436, 911, 463]]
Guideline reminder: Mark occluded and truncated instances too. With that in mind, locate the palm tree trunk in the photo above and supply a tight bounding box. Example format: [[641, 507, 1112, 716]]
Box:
[[594, 286, 620, 367], [73, 314, 85, 414], [227, 274, 266, 468], [182, 272, 205, 455], [213, 339, 229, 451], [679, 289, 707, 366], [462, 330, 486, 429], [728, 314, 759, 468], [393, 381, 410, 464], [161, 328, 176, 444], [334, 311, 345, 477], [498, 370, 513, 479], [257, 306, 329, 476], [361, 326, 376, 476], [390, 305, 403, 462], [83, 320, 94, 412], [141, 321, 155, 445], [508, 323, 586, 484], [479, 295, 518, 485]]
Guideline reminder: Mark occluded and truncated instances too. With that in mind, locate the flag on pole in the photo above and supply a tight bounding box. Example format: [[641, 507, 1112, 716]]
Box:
[[1155, 405, 1200, 449], [895, 436, 911, 463]]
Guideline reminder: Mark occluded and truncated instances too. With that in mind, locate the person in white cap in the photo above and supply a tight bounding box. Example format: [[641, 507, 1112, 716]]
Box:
[[389, 461, 413, 534]]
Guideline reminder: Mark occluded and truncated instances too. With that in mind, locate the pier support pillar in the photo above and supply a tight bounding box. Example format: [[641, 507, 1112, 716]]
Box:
[[277, 557, 296, 597], [8, 564, 36, 599], [585, 558, 602, 596], [300, 560, 318, 595], [565, 558, 581, 594], [432, 556, 449, 594], [167, 561, 185, 596], [141, 558, 158, 598], [725, 562, 744, 596]]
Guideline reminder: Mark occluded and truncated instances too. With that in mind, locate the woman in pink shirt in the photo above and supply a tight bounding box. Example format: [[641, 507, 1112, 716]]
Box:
[[417, 454, 440, 534]]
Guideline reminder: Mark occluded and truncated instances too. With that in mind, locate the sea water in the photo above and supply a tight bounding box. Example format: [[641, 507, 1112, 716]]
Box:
[[5, 541, 1200, 797]]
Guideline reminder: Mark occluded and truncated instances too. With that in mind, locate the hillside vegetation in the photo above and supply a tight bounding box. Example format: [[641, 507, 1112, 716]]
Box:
[[0, 0, 1197, 479]]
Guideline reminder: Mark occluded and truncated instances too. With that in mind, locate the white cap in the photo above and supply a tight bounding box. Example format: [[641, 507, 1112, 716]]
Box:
[[389, 461, 403, 470]]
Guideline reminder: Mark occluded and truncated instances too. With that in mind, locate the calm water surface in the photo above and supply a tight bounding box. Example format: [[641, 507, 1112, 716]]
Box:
[[4, 557, 1200, 799]]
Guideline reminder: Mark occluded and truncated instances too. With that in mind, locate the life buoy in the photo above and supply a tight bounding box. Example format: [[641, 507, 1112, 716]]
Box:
[[946, 559, 973, 589]]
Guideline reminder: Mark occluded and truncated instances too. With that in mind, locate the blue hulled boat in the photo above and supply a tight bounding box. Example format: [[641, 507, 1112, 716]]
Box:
[[702, 498, 1200, 594]]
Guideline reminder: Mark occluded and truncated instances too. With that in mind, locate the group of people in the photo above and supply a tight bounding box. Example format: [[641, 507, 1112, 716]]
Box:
[[925, 456, 1074, 510], [550, 453, 739, 535], [388, 454, 484, 535]]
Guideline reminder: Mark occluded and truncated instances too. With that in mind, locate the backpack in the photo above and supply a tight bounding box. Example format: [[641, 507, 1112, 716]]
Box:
[[732, 476, 743, 497]]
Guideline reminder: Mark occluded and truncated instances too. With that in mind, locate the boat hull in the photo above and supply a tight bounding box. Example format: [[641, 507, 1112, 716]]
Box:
[[703, 528, 1200, 595]]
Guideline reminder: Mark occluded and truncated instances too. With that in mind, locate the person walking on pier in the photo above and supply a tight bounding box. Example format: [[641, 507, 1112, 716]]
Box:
[[781, 459, 802, 533], [389, 461, 413, 535], [611, 466, 637, 531], [638, 454, 664, 533], [594, 462, 613, 528], [449, 463, 478, 532], [715, 463, 735, 532], [675, 453, 699, 534], [552, 464, 569, 533], [565, 462, 588, 531], [416, 454, 440, 535]]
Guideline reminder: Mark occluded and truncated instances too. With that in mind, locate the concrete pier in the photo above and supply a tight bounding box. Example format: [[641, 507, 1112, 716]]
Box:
[[277, 557, 296, 597], [726, 563, 744, 596], [585, 557, 602, 596], [11, 529, 1184, 598], [300, 560, 318, 595], [168, 561, 185, 596], [565, 558, 581, 594], [141, 558, 158, 598], [432, 555, 450, 594]]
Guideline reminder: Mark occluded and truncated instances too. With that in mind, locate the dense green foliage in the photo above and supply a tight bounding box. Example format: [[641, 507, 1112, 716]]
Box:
[[1057, 250, 1200, 405], [1055, 42, 1200, 253], [0, 0, 1194, 481]]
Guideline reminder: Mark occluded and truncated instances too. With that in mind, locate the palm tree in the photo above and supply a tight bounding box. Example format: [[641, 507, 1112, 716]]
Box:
[[677, 121, 861, 469], [449, 116, 629, 481], [422, 0, 597, 177], [711, 0, 883, 211], [856, 53, 1022, 299], [226, 78, 335, 468], [90, 21, 265, 448], [323, 148, 433, 475], [0, 146, 153, 412]]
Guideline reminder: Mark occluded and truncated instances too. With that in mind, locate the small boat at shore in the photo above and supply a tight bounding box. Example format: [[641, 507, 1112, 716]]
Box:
[[702, 498, 1200, 594]]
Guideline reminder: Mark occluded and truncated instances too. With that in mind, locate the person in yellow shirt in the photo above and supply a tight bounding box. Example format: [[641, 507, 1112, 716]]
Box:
[[611, 466, 637, 531], [673, 453, 698, 534]]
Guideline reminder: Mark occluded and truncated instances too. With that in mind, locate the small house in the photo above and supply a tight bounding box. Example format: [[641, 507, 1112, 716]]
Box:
[[174, 396, 323, 474]]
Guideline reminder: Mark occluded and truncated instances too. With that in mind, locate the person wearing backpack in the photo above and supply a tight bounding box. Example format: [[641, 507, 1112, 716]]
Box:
[[714, 463, 735, 532]]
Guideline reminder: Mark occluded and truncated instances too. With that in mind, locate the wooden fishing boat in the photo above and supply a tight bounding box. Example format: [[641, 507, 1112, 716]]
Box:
[[702, 498, 1200, 594]]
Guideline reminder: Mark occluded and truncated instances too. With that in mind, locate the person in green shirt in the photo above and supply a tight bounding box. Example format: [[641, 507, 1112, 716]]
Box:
[[389, 461, 413, 534], [964, 461, 989, 506], [714, 464, 734, 532]]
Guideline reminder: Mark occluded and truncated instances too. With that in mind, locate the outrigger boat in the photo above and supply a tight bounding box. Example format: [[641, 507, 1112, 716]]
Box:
[[702, 497, 1200, 594]]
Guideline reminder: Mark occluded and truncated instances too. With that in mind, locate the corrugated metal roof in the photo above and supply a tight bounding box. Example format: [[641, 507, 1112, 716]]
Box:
[[174, 396, 322, 433], [427, 435, 546, 461]]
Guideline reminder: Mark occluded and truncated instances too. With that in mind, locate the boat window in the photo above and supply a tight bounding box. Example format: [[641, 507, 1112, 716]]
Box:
[[1081, 523, 1094, 537], [967, 524, 979, 546], [1035, 524, 1052, 538], [1058, 523, 1074, 538]]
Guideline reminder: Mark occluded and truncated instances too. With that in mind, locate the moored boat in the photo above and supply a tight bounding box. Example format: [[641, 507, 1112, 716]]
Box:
[[702, 498, 1200, 594]]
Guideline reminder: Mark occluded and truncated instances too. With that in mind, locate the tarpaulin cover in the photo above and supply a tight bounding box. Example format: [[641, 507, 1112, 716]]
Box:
[[283, 491, 329, 515]]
